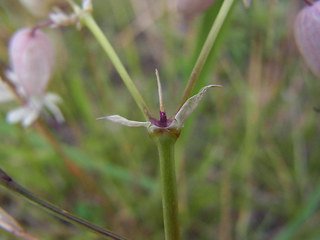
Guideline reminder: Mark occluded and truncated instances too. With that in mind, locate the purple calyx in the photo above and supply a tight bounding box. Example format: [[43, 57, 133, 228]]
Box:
[[149, 111, 173, 127]]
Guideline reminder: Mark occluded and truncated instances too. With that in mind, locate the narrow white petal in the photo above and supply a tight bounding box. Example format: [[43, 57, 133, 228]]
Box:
[[22, 110, 39, 127], [97, 115, 150, 127], [44, 92, 62, 103], [43, 93, 64, 122], [45, 102, 64, 123], [174, 84, 221, 127], [0, 76, 14, 102], [6, 107, 30, 124]]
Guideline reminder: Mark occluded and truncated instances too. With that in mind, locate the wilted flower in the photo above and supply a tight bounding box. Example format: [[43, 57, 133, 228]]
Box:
[[5, 27, 63, 126], [98, 70, 220, 136], [294, 1, 320, 78], [176, 0, 216, 16]]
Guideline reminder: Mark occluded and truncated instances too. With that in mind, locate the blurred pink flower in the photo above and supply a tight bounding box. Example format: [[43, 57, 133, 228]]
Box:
[[9, 27, 54, 96], [4, 27, 63, 127], [295, 1, 320, 78]]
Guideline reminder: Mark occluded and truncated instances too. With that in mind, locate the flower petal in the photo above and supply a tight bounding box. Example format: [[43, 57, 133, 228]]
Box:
[[174, 84, 221, 127], [43, 92, 64, 122], [97, 115, 150, 127], [44, 92, 62, 103], [22, 109, 39, 127], [44, 103, 64, 123], [0, 81, 14, 103], [6, 107, 30, 124]]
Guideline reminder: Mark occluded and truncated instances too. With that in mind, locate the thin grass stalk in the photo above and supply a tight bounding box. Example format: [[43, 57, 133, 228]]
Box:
[[177, 0, 234, 112]]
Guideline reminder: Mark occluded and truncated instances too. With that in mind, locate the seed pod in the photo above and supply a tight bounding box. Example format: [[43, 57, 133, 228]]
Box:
[[176, 0, 216, 16], [294, 1, 320, 78], [9, 28, 54, 96]]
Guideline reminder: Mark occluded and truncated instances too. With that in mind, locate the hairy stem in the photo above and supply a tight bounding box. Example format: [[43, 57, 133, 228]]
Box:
[[177, 0, 234, 112], [80, 13, 149, 119], [154, 133, 179, 240], [0, 169, 127, 240]]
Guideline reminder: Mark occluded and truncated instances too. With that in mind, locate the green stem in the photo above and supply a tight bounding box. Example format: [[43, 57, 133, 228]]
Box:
[[0, 169, 127, 240], [154, 133, 179, 240], [80, 13, 149, 119], [177, 0, 234, 111]]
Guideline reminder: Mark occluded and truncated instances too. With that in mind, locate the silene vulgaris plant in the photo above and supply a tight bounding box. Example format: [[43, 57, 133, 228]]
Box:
[[0, 0, 236, 239]]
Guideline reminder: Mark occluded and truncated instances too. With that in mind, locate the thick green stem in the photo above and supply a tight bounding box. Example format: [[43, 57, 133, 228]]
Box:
[[80, 13, 149, 119], [154, 133, 179, 240], [177, 0, 234, 112]]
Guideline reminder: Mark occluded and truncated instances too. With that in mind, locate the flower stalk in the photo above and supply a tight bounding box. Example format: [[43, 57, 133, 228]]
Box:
[[154, 133, 179, 240], [177, 0, 234, 111], [79, 12, 149, 119]]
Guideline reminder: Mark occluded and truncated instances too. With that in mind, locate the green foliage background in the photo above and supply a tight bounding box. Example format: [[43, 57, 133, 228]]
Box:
[[0, 0, 320, 239]]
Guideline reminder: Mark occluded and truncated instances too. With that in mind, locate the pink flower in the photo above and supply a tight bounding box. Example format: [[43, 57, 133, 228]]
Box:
[[4, 27, 64, 127], [9, 27, 54, 96], [294, 1, 320, 78]]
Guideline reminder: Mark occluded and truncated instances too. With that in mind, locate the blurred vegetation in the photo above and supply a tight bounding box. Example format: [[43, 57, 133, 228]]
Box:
[[0, 0, 320, 239]]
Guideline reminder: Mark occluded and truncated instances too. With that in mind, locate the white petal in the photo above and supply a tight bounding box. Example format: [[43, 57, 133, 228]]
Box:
[[43, 93, 64, 122], [174, 84, 221, 127], [97, 115, 150, 127], [0, 81, 14, 102], [45, 102, 64, 123], [22, 109, 39, 127], [44, 92, 62, 104], [6, 107, 30, 124]]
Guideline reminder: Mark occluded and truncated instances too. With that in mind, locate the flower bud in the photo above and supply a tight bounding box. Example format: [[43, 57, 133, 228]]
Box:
[[9, 27, 54, 96], [176, 0, 216, 16], [294, 1, 320, 78]]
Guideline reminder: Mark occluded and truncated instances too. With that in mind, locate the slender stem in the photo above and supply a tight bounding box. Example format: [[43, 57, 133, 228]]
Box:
[[80, 13, 149, 119], [176, 0, 234, 112], [0, 169, 127, 240], [154, 133, 179, 240]]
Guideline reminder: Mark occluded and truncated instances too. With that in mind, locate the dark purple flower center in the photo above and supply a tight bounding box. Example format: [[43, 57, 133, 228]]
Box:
[[149, 111, 173, 127]]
